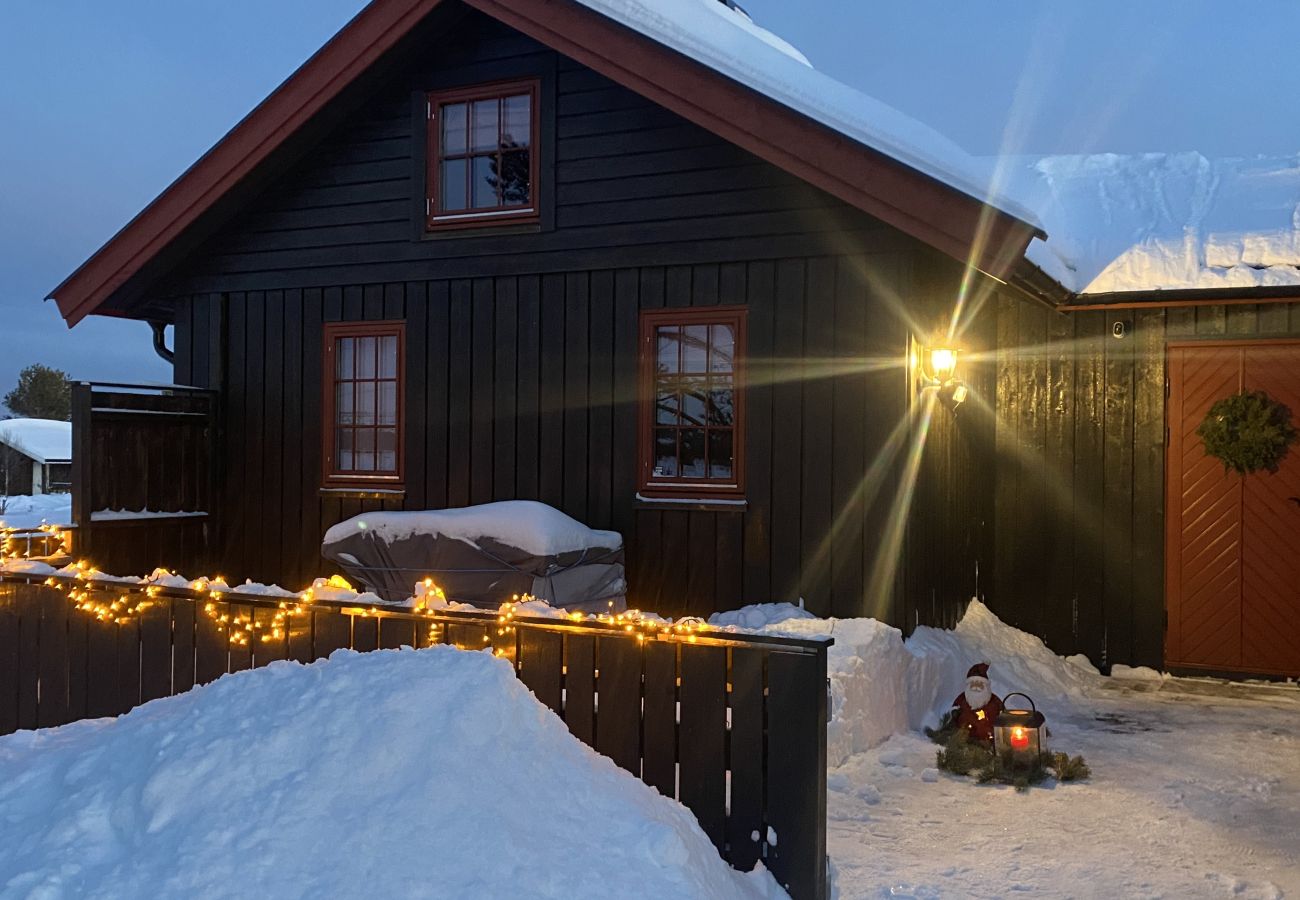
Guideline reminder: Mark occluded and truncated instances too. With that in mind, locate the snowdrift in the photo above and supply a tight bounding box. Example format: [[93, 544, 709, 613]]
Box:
[[710, 600, 1104, 766], [0, 647, 781, 900]]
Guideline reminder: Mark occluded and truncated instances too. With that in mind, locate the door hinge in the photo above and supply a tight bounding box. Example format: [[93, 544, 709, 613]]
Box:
[[1164, 376, 1170, 399]]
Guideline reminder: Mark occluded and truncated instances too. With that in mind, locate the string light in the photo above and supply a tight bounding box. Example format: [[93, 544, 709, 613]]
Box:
[[13, 560, 716, 650]]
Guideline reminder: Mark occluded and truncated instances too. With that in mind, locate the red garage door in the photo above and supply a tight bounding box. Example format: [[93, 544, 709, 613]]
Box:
[[1166, 340, 1300, 677]]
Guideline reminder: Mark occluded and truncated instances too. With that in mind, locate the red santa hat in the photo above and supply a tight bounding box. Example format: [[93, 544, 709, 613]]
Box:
[[966, 662, 990, 681]]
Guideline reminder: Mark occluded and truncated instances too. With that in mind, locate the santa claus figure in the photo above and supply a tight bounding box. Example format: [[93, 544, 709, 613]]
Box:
[[950, 663, 1003, 747]]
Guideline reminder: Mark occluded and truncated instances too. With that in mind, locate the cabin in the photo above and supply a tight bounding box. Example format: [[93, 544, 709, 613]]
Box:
[[47, 0, 1300, 678], [0, 419, 72, 497]]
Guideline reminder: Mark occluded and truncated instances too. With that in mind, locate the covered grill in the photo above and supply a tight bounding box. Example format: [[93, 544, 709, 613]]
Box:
[[321, 501, 626, 612]]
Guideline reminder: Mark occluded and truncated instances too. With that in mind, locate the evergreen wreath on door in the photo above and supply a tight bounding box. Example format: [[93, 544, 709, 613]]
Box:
[[1196, 390, 1298, 474]]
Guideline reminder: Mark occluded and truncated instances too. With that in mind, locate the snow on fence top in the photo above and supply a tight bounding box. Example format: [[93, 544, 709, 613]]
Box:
[[322, 500, 623, 558], [576, 0, 1039, 226], [1006, 152, 1300, 294], [0, 418, 72, 464]]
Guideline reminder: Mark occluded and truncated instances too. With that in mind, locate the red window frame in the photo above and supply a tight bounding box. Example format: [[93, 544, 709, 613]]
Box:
[[638, 306, 747, 499], [425, 79, 541, 231], [322, 321, 406, 488]]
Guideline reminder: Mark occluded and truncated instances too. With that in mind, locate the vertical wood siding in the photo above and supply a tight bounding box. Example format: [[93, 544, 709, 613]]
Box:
[[172, 253, 944, 619], [155, 8, 986, 623], [993, 298, 1300, 669]]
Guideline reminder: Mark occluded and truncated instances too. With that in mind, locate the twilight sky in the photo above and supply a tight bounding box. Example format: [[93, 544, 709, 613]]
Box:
[[2, 0, 1297, 403]]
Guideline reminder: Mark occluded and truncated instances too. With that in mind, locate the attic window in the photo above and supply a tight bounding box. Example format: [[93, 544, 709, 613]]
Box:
[[426, 80, 539, 230]]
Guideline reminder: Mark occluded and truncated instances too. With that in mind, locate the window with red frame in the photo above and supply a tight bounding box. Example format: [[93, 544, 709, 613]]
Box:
[[322, 322, 405, 486], [426, 80, 539, 228], [639, 307, 746, 498]]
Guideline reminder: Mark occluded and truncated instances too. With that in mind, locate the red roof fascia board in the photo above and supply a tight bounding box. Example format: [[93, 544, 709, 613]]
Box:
[[51, 0, 1039, 326], [51, 0, 447, 326], [467, 0, 1038, 276]]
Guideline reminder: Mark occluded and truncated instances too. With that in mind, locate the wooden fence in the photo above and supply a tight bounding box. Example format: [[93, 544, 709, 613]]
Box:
[[0, 576, 830, 899], [71, 382, 218, 575]]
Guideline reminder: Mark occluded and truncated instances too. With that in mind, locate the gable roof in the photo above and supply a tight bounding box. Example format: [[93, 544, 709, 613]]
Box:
[[0, 419, 73, 465], [49, 0, 1045, 326]]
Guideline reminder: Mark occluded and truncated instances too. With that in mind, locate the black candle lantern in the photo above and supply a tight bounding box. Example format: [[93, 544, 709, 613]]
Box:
[[994, 692, 1046, 767]]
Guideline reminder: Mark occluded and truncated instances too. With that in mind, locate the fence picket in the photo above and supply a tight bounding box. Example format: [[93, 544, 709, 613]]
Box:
[[679, 644, 728, 851], [0, 578, 831, 899], [642, 641, 678, 799], [595, 637, 641, 776]]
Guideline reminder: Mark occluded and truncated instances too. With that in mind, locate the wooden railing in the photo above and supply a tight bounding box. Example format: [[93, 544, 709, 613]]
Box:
[[71, 382, 218, 574], [0, 576, 830, 899]]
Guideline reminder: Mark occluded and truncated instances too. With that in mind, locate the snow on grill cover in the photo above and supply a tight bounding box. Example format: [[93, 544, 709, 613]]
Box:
[[321, 501, 626, 611], [0, 646, 783, 899]]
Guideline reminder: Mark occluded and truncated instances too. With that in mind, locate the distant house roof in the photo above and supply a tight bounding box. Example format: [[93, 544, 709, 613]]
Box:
[[1000, 153, 1300, 296], [0, 419, 72, 465], [48, 0, 1043, 325]]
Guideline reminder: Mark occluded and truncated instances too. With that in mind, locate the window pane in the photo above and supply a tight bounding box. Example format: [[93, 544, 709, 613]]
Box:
[[656, 327, 679, 374], [440, 102, 467, 155], [357, 337, 377, 379], [679, 428, 706, 478], [471, 99, 499, 152], [335, 383, 354, 426], [656, 391, 678, 426], [379, 381, 398, 426], [709, 324, 735, 373], [680, 377, 706, 426], [682, 324, 709, 373], [471, 155, 497, 208], [337, 428, 354, 471], [707, 378, 733, 426], [379, 335, 398, 378], [497, 150, 531, 207], [502, 94, 531, 148], [336, 338, 354, 379], [653, 429, 678, 477], [355, 429, 376, 472], [377, 428, 398, 472], [708, 430, 734, 479], [439, 159, 467, 212], [355, 382, 376, 426]]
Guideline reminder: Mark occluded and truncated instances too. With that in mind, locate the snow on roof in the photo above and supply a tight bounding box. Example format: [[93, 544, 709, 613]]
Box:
[[323, 500, 623, 557], [1003, 153, 1300, 295], [0, 418, 72, 464], [575, 0, 1040, 227]]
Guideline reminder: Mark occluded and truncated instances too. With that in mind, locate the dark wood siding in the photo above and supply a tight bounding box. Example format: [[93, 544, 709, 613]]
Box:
[[993, 298, 1300, 669], [157, 7, 990, 623]]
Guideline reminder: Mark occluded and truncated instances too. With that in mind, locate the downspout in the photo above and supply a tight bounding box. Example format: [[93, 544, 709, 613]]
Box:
[[149, 321, 175, 364]]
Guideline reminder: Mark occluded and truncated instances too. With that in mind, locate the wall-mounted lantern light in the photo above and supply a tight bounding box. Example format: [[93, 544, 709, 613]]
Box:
[[993, 692, 1047, 769], [921, 347, 960, 387]]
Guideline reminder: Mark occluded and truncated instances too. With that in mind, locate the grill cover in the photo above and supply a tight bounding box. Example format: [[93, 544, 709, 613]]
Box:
[[321, 502, 626, 613]]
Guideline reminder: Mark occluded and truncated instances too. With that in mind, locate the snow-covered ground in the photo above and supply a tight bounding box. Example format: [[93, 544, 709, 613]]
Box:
[[0, 645, 781, 899], [0, 493, 71, 529], [718, 602, 1300, 899]]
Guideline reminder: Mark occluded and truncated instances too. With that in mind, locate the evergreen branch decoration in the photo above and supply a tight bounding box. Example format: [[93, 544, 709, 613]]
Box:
[[1196, 390, 1297, 475]]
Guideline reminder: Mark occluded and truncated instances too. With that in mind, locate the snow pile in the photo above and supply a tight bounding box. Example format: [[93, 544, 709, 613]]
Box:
[[323, 501, 622, 557], [712, 599, 1104, 765], [0, 492, 71, 529], [0, 646, 782, 899], [0, 418, 72, 464], [1005, 152, 1300, 293]]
